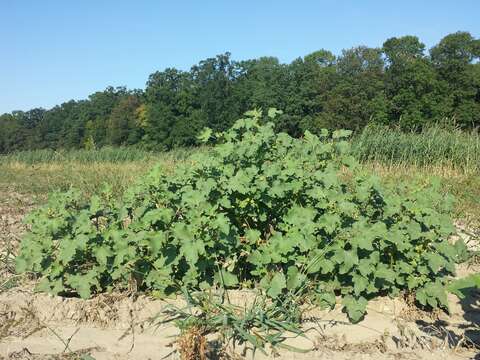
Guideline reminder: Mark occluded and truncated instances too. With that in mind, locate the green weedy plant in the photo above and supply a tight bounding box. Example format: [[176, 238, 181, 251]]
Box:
[[447, 273, 480, 299], [16, 109, 466, 322], [158, 289, 310, 357]]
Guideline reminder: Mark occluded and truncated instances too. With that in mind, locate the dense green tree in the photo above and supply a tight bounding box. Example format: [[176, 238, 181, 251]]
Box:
[[234, 57, 288, 111], [106, 95, 143, 146], [34, 101, 77, 149], [59, 101, 87, 149], [430, 32, 480, 127], [80, 87, 129, 147], [382, 36, 446, 129], [319, 46, 387, 130], [281, 50, 337, 135], [0, 113, 22, 152], [143, 68, 202, 149], [189, 53, 241, 132], [1, 31, 479, 154]]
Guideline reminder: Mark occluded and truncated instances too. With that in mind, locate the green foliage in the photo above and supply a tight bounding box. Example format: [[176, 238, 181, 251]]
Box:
[[447, 273, 480, 299], [159, 289, 309, 356], [446, 273, 480, 350], [16, 110, 465, 322], [353, 124, 480, 172], [1, 32, 480, 155], [0, 146, 195, 164]]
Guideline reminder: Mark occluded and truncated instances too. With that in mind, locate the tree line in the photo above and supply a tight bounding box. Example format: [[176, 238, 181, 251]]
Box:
[[1, 31, 479, 153]]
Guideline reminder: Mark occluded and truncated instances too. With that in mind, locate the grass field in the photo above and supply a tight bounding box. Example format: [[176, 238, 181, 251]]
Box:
[[1, 125, 479, 223], [2, 124, 479, 169], [353, 124, 480, 172]]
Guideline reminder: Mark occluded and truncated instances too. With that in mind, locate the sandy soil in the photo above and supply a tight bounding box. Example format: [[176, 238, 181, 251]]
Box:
[[0, 287, 478, 359], [0, 191, 478, 360], [0, 190, 34, 285]]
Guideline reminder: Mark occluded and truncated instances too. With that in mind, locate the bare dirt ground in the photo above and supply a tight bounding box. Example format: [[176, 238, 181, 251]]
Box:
[[0, 191, 479, 360], [0, 190, 34, 287]]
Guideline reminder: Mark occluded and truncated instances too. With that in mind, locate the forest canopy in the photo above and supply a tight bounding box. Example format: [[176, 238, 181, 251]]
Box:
[[1, 31, 479, 153]]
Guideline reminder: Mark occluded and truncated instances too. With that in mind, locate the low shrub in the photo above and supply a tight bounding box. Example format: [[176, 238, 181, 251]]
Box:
[[16, 109, 466, 322]]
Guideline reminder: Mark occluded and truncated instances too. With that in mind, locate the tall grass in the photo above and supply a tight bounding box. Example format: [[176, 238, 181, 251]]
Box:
[[2, 125, 478, 171], [352, 124, 480, 172], [0, 146, 197, 164]]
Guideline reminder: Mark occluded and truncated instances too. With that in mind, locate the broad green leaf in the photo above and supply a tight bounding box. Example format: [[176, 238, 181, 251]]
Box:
[[215, 270, 239, 287], [315, 290, 336, 310], [286, 266, 305, 291], [267, 272, 286, 298], [94, 246, 112, 267], [197, 127, 213, 143], [342, 295, 367, 323], [352, 273, 369, 296], [448, 274, 480, 299], [338, 250, 358, 274]]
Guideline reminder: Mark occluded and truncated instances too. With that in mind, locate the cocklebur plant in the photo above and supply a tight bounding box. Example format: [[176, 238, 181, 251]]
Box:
[[16, 109, 466, 322]]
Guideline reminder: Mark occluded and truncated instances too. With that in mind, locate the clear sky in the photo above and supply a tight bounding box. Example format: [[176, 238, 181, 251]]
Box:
[[1, 0, 479, 114]]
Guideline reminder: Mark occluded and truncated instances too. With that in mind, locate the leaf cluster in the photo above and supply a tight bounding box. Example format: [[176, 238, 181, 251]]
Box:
[[16, 110, 465, 321]]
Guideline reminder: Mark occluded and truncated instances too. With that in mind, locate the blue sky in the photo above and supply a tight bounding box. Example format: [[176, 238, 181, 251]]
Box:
[[1, 0, 479, 114]]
